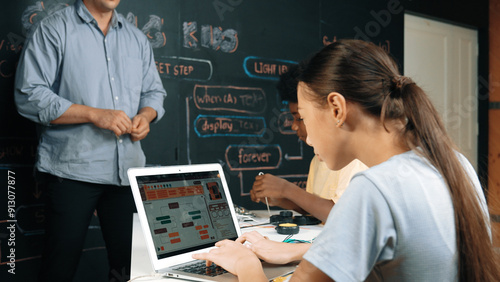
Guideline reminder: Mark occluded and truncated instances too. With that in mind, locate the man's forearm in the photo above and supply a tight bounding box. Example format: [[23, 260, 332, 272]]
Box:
[[51, 104, 134, 137], [50, 104, 94, 124]]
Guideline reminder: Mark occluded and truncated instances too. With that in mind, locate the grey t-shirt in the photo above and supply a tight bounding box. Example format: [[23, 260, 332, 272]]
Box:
[[303, 150, 487, 281]]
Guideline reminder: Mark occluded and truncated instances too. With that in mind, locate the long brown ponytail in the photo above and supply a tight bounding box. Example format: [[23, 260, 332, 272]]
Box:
[[299, 39, 500, 281]]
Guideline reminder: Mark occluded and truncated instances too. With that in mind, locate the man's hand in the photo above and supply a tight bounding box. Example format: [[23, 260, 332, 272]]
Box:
[[90, 108, 132, 136], [130, 114, 150, 141], [52, 105, 158, 140], [51, 104, 135, 137], [130, 107, 157, 141]]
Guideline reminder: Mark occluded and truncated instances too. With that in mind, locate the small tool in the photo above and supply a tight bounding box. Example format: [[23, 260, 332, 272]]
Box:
[[258, 172, 271, 217]]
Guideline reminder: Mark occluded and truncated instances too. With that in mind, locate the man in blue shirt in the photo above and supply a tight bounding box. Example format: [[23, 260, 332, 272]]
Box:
[[14, 0, 166, 280]]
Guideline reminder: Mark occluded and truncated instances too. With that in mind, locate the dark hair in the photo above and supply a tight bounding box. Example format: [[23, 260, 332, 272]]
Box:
[[276, 62, 305, 103], [299, 39, 500, 281]]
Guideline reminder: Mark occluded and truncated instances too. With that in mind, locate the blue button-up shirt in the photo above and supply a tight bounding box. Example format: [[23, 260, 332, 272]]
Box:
[[14, 0, 166, 186]]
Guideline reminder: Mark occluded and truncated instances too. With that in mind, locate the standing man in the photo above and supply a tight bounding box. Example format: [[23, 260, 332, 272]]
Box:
[[14, 0, 166, 281]]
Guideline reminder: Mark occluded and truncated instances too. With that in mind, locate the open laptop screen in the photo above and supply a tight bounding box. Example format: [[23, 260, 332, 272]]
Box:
[[135, 170, 239, 259]]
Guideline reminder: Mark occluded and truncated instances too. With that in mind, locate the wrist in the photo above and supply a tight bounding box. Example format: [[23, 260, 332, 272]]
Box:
[[86, 106, 99, 124], [137, 107, 157, 123], [289, 243, 311, 262], [236, 256, 266, 281], [282, 183, 303, 201]]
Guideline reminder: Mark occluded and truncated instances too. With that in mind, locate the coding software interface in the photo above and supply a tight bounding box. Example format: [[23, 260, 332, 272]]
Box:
[[136, 171, 238, 259]]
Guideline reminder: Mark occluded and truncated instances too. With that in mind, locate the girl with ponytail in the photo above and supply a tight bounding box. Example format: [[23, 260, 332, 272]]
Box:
[[193, 39, 500, 281]]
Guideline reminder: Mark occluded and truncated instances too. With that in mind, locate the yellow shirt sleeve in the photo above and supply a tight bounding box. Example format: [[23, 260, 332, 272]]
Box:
[[333, 159, 369, 202], [305, 156, 318, 194], [306, 157, 368, 203]]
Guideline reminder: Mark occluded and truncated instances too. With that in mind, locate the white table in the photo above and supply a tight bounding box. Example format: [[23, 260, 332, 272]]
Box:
[[129, 211, 323, 281]]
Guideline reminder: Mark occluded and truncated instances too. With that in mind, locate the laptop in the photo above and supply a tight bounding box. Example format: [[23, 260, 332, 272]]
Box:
[[128, 163, 298, 282]]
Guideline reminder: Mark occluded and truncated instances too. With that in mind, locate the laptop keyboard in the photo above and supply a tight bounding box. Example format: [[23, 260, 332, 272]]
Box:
[[173, 261, 228, 277]]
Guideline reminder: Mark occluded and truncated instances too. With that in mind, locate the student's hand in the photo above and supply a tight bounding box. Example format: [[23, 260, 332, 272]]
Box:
[[192, 239, 266, 281], [90, 109, 132, 136], [130, 114, 151, 141], [250, 189, 284, 206], [236, 231, 309, 264], [251, 174, 290, 203]]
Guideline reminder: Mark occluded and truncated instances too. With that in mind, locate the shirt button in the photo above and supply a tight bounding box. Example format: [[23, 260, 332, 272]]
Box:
[[107, 57, 111, 61], [111, 77, 114, 81], [115, 96, 119, 100], [119, 139, 123, 144]]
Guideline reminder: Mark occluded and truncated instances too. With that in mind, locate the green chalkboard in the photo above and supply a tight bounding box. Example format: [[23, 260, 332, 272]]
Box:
[[0, 0, 405, 280]]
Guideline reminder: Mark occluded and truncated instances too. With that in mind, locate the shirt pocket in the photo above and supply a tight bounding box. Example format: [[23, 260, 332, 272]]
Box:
[[122, 57, 143, 95], [122, 57, 143, 114]]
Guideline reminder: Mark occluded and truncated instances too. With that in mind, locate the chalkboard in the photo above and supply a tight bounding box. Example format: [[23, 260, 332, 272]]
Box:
[[0, 0, 406, 281]]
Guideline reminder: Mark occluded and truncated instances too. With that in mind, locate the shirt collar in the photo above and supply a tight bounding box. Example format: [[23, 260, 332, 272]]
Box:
[[75, 0, 122, 29]]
